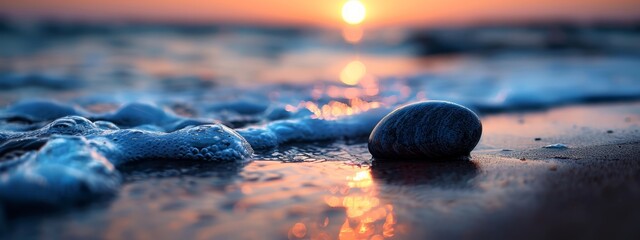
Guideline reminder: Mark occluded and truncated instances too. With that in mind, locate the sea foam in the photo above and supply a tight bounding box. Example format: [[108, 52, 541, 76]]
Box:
[[0, 114, 252, 207]]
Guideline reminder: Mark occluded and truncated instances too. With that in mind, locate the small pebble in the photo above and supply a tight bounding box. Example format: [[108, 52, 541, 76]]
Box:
[[543, 143, 568, 149]]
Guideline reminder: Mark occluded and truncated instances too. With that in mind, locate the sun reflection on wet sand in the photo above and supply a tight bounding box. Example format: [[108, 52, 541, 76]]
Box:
[[287, 169, 396, 240]]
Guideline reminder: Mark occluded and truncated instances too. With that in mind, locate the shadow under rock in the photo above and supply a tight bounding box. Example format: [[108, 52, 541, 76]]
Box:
[[370, 159, 479, 188]]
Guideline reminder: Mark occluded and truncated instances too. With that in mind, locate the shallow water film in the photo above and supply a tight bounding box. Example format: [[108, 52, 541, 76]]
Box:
[[2, 6, 640, 239]]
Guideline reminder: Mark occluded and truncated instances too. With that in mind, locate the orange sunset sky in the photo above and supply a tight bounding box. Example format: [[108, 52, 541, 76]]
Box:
[[1, 0, 639, 27]]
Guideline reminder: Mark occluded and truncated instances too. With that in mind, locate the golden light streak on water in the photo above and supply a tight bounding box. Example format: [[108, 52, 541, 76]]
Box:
[[285, 98, 382, 120], [342, 25, 364, 44], [340, 60, 367, 86], [283, 61, 384, 120]]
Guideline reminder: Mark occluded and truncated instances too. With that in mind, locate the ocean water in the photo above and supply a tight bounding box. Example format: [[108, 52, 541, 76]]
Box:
[[1, 24, 640, 238]]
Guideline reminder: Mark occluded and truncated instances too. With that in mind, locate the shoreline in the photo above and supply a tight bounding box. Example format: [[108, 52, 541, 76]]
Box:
[[2, 101, 640, 239]]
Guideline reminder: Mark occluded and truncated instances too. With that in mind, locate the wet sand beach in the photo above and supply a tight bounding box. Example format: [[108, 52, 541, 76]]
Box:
[[3, 101, 638, 240]]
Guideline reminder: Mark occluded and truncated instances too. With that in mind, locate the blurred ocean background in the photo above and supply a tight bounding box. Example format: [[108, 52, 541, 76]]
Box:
[[1, 20, 639, 121]]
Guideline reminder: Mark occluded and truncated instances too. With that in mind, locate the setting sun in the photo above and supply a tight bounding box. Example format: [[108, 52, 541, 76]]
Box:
[[342, 0, 366, 25]]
